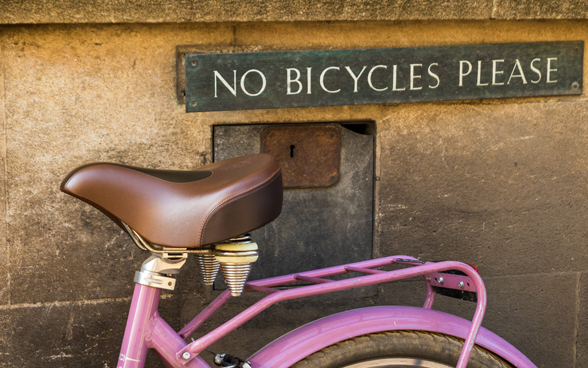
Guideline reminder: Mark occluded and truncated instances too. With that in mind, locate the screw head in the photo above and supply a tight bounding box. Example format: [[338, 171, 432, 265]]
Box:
[[191, 100, 197, 106], [438, 277, 444, 285], [191, 60, 197, 66], [459, 281, 465, 289], [182, 352, 191, 360], [572, 82, 580, 90]]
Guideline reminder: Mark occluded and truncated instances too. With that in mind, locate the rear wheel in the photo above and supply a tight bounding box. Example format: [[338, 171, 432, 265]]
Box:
[[291, 331, 512, 368]]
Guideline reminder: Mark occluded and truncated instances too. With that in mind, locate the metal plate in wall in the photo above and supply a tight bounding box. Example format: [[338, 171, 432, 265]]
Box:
[[213, 123, 374, 284], [187, 42, 583, 112], [261, 125, 341, 188]]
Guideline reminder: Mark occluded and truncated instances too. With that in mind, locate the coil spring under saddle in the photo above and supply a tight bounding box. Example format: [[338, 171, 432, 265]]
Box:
[[194, 234, 259, 296]]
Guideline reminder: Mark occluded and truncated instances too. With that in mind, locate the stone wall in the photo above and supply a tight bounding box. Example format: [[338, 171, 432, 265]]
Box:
[[0, 7, 587, 368], [2, 0, 588, 23]]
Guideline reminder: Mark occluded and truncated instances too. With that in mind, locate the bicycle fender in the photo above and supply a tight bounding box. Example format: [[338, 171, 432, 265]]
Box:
[[248, 306, 536, 368]]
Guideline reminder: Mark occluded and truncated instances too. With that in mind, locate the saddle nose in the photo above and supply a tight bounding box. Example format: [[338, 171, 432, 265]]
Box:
[[61, 154, 283, 248]]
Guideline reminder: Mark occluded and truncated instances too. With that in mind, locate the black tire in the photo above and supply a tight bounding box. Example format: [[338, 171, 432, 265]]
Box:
[[291, 331, 513, 368]]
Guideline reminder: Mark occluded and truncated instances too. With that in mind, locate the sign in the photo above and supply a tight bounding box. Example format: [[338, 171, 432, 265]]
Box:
[[185, 41, 583, 112]]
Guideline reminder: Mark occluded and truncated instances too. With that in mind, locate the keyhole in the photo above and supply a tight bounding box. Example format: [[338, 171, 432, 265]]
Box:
[[290, 145, 295, 158]]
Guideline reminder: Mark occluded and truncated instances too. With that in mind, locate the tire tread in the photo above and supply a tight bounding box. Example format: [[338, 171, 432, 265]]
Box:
[[291, 330, 513, 368]]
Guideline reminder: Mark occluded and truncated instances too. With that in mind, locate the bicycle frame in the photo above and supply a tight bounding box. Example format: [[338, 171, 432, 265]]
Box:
[[117, 255, 537, 368]]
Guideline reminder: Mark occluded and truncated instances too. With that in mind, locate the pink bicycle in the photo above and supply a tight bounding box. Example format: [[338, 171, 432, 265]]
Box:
[[61, 153, 537, 368]]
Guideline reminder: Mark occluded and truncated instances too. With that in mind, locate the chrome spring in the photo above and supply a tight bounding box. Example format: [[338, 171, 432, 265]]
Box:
[[195, 254, 220, 286], [228, 233, 253, 242], [219, 263, 253, 297], [215, 233, 258, 297]]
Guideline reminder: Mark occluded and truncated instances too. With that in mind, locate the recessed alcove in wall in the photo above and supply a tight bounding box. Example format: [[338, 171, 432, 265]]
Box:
[[213, 122, 375, 285]]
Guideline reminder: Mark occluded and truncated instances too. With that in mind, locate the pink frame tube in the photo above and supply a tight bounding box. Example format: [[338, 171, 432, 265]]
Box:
[[118, 284, 161, 368], [179, 289, 232, 340], [118, 284, 209, 368]]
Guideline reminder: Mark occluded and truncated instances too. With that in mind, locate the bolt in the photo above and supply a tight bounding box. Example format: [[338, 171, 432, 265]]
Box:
[[214, 354, 226, 365], [459, 281, 465, 289], [182, 352, 191, 360], [438, 277, 444, 285]]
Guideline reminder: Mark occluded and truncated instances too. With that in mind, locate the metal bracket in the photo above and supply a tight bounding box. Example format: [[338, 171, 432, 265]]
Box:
[[134, 253, 188, 291], [121, 220, 212, 255], [135, 270, 178, 290]]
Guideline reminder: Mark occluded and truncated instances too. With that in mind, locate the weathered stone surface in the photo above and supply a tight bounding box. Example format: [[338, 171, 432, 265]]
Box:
[[0, 0, 495, 25], [1, 24, 231, 304], [494, 0, 588, 19], [459, 273, 577, 368], [0, 296, 192, 367], [0, 35, 6, 306], [377, 100, 588, 277], [4, 0, 588, 24], [574, 271, 588, 367]]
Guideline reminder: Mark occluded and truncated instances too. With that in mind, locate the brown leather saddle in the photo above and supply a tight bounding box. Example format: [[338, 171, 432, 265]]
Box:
[[61, 154, 283, 248]]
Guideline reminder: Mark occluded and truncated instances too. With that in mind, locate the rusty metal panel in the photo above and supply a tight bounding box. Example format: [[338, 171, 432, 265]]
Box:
[[261, 126, 340, 188]]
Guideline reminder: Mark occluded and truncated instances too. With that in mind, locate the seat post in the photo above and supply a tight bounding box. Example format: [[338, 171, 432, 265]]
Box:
[[118, 283, 160, 368], [117, 253, 189, 367]]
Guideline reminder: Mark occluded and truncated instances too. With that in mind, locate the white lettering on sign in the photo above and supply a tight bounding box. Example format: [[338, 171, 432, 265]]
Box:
[[547, 58, 558, 83], [214, 70, 237, 97], [345, 66, 367, 93], [240, 69, 267, 96], [392, 65, 406, 91], [368, 65, 388, 92], [410, 64, 423, 90], [428, 63, 440, 89], [287, 68, 302, 95], [508, 59, 527, 85], [492, 59, 505, 85], [477, 61, 488, 86], [320, 67, 341, 93], [456, 58, 557, 87], [530, 58, 542, 83], [210, 56, 565, 99], [459, 61, 472, 87]]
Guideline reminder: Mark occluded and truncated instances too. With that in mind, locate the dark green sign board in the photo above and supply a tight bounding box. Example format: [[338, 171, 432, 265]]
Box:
[[185, 41, 583, 112]]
